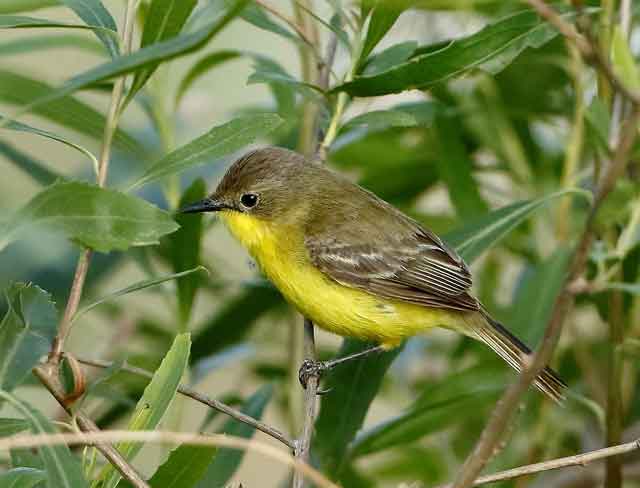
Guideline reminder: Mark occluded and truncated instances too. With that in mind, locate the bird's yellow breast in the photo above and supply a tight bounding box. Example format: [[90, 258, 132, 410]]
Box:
[[219, 211, 460, 347]]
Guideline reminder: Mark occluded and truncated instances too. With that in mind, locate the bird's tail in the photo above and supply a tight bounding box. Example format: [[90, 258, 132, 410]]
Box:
[[466, 309, 567, 403]]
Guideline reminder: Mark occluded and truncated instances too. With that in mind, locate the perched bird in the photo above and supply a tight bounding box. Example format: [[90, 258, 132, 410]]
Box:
[[182, 147, 565, 401]]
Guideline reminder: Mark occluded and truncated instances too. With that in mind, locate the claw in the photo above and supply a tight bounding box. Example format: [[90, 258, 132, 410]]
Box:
[[298, 358, 329, 390]]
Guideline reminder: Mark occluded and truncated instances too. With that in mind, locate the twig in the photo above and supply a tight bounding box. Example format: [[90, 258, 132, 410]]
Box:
[[450, 105, 640, 488], [49, 0, 138, 363], [77, 357, 295, 449], [33, 365, 149, 488], [434, 438, 640, 488], [0, 430, 339, 488], [253, 0, 315, 49], [524, 0, 640, 105]]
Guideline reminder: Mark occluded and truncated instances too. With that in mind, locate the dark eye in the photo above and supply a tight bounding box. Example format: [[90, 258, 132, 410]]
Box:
[[240, 193, 259, 209]]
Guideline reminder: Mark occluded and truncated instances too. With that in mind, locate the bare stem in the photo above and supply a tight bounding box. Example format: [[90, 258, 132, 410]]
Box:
[[76, 357, 295, 449], [451, 106, 640, 488]]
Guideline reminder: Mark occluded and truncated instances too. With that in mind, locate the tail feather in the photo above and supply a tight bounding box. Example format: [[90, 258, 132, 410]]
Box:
[[468, 309, 567, 403]]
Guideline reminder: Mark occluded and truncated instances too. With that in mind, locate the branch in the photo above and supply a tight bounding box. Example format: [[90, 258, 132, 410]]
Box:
[[435, 438, 640, 488], [76, 357, 295, 449], [0, 430, 339, 488], [450, 105, 640, 487]]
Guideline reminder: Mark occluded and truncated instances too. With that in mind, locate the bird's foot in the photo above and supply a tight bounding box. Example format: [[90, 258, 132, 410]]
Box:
[[298, 359, 331, 394]]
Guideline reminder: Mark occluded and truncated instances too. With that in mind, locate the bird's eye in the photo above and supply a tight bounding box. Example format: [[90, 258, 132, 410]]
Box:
[[240, 193, 259, 209]]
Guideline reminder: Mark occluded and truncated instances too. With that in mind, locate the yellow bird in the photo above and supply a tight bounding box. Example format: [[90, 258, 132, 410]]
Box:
[[182, 147, 565, 401]]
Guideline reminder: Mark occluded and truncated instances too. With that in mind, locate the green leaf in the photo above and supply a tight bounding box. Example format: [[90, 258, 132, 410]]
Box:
[[0, 34, 106, 57], [0, 283, 57, 392], [611, 26, 640, 92], [0, 0, 58, 13], [176, 50, 242, 105], [313, 340, 401, 477], [98, 333, 191, 488], [149, 444, 217, 488], [0, 181, 179, 253], [240, 3, 301, 44], [59, 0, 119, 57], [247, 64, 323, 99], [0, 14, 116, 35], [341, 101, 441, 135], [0, 417, 30, 436], [334, 8, 575, 96], [161, 180, 207, 325], [126, 0, 198, 104], [445, 189, 591, 262], [358, 1, 406, 70], [128, 113, 283, 189], [0, 140, 61, 186], [0, 70, 144, 158], [362, 41, 417, 75], [196, 385, 273, 487], [1, 115, 99, 175], [616, 198, 640, 258], [0, 467, 47, 488], [5, 0, 249, 120], [604, 282, 640, 295], [74, 266, 208, 322], [191, 282, 284, 365], [0, 391, 88, 488]]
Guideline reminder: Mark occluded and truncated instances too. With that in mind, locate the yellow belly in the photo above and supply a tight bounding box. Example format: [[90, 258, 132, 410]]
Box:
[[219, 211, 462, 348]]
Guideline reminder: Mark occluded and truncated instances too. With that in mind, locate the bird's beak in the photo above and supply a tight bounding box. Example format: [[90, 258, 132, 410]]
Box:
[[180, 197, 228, 214]]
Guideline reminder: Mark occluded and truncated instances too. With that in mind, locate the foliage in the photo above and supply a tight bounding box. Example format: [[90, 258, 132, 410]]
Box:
[[0, 0, 639, 487]]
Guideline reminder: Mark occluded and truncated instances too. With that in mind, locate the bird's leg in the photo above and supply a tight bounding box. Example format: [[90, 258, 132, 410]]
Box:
[[298, 345, 388, 392]]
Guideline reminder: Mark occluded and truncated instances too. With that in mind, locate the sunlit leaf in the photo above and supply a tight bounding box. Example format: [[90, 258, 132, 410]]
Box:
[[59, 0, 119, 57], [196, 385, 273, 487], [128, 113, 283, 189], [98, 333, 191, 488], [0, 391, 88, 487], [0, 181, 179, 253], [0, 283, 57, 392]]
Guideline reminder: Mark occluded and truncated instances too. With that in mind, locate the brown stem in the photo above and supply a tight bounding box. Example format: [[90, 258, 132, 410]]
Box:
[[33, 365, 149, 488], [76, 357, 295, 449], [451, 107, 640, 488]]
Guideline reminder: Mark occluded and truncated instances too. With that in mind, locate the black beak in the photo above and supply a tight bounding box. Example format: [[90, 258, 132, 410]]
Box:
[[180, 198, 228, 214]]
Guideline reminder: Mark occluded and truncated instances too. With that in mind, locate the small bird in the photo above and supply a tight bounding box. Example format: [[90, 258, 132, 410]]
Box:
[[182, 147, 565, 401]]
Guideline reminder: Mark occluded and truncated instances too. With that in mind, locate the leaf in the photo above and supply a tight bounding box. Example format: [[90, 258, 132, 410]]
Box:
[[0, 417, 30, 436], [6, 0, 249, 120], [247, 64, 324, 99], [0, 181, 179, 253], [1, 115, 99, 175], [160, 180, 207, 325], [240, 2, 301, 44], [340, 101, 441, 136], [128, 113, 283, 189], [196, 385, 273, 487], [0, 283, 57, 392], [604, 282, 640, 295], [59, 0, 119, 57], [0, 14, 116, 35], [126, 0, 198, 104], [362, 41, 417, 75], [334, 8, 576, 96], [0, 70, 144, 158], [0, 467, 47, 488], [313, 340, 402, 476], [98, 333, 191, 488], [445, 189, 591, 262], [0, 391, 88, 488], [358, 1, 406, 70], [611, 26, 640, 92], [0, 0, 58, 13], [616, 198, 640, 258], [0, 140, 60, 186], [74, 266, 208, 321], [176, 50, 242, 104], [191, 282, 284, 365], [149, 444, 217, 488], [0, 34, 106, 57]]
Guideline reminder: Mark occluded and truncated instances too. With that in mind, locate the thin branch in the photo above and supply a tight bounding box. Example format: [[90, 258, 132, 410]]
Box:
[[253, 0, 315, 49], [33, 365, 149, 488], [76, 357, 295, 450], [49, 0, 138, 363], [451, 106, 640, 488], [524, 0, 640, 105], [435, 438, 640, 488], [0, 430, 339, 488]]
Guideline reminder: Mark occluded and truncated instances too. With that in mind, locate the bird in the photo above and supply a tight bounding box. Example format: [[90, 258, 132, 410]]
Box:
[[181, 146, 566, 402]]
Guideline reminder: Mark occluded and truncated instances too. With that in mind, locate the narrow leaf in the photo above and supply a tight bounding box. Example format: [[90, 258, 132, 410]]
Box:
[[0, 417, 30, 436], [126, 0, 198, 103], [0, 467, 47, 488], [0, 283, 57, 392], [358, 1, 405, 69], [0, 14, 116, 36], [611, 26, 640, 91], [60, 0, 119, 57], [240, 3, 301, 44], [99, 333, 191, 488], [196, 385, 273, 487], [0, 391, 88, 488], [0, 181, 179, 253], [0, 0, 58, 13], [128, 113, 283, 189], [74, 266, 208, 321], [149, 444, 217, 488], [604, 283, 640, 295], [0, 34, 106, 57]]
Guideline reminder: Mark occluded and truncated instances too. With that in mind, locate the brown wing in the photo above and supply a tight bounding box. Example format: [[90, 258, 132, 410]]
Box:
[[304, 192, 479, 312]]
